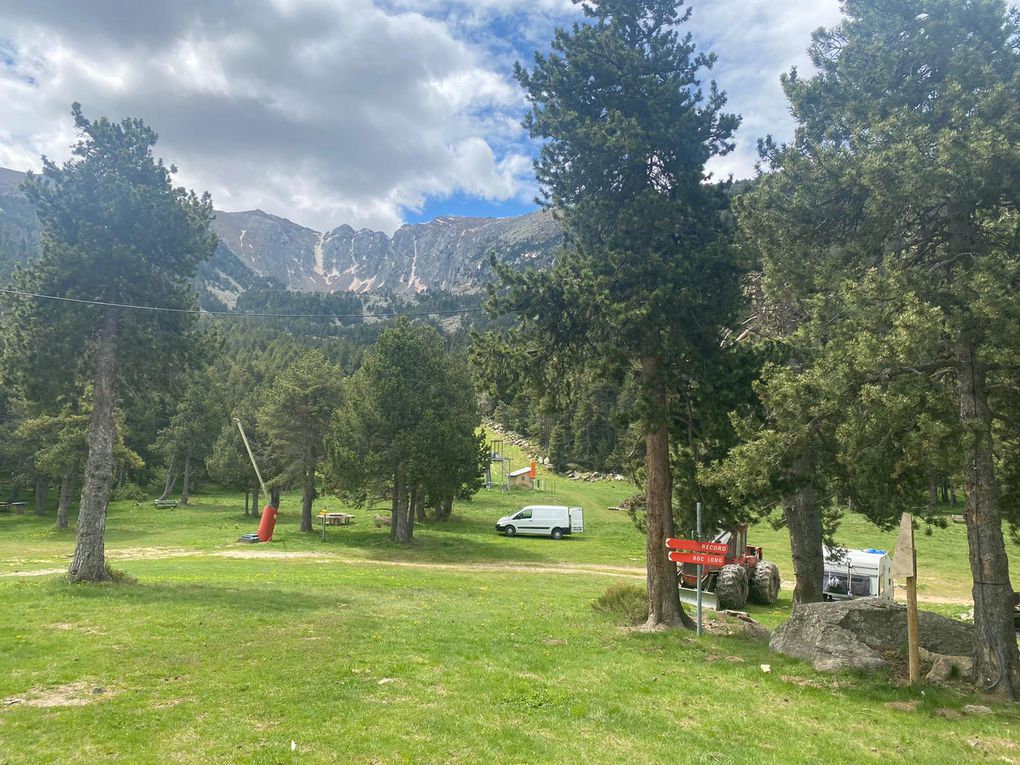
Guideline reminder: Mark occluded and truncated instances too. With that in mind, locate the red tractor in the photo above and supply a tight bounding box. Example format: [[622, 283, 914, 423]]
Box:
[[677, 524, 780, 610]]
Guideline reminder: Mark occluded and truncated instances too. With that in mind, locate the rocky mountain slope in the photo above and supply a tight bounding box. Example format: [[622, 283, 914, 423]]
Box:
[[210, 207, 559, 295], [0, 168, 263, 307], [0, 168, 40, 283], [0, 166, 561, 302]]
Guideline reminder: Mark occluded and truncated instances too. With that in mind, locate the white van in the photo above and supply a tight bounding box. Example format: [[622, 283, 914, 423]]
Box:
[[496, 505, 584, 540], [822, 547, 894, 602]]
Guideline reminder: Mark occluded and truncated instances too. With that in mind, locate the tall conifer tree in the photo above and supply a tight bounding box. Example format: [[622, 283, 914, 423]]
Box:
[[496, 0, 743, 628], [11, 105, 215, 582], [737, 0, 1020, 697], [497, 0, 746, 628]]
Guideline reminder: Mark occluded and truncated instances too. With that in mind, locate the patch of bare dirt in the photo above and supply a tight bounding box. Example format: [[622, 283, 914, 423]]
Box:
[[0, 568, 64, 578], [885, 700, 920, 713], [3, 682, 115, 708], [217, 550, 331, 560], [49, 622, 106, 636], [212, 549, 646, 580], [152, 698, 191, 709], [108, 547, 195, 561]]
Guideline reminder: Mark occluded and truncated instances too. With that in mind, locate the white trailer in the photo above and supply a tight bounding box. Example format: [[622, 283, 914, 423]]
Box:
[[822, 547, 894, 602], [496, 505, 584, 539]]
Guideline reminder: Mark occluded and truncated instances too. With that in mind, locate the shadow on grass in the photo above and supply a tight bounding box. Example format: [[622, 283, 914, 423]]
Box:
[[309, 523, 571, 566], [58, 578, 333, 617]]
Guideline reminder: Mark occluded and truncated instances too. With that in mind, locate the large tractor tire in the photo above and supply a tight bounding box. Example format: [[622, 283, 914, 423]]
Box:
[[750, 560, 781, 605], [715, 564, 749, 610]]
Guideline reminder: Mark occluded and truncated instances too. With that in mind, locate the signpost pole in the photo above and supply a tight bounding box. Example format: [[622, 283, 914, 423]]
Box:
[[696, 501, 703, 637]]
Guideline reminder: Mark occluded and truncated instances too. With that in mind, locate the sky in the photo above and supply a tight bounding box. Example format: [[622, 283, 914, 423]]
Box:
[[0, 0, 842, 234]]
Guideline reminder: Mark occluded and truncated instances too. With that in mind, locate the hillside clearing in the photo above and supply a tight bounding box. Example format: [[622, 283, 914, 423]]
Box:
[[2, 473, 1019, 763]]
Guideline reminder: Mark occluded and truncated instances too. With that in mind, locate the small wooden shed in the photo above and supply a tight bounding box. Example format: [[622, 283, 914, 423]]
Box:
[[508, 467, 534, 490]]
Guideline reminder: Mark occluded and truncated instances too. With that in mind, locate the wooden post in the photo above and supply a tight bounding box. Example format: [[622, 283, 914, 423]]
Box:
[[892, 512, 920, 684], [906, 574, 920, 683]]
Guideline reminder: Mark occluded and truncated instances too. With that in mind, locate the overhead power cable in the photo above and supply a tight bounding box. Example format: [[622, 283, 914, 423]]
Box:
[[0, 288, 487, 320]]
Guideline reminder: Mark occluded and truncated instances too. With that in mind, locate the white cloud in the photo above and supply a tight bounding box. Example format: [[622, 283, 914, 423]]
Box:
[[696, 1, 844, 179], [0, 0, 536, 232], [0, 0, 844, 232]]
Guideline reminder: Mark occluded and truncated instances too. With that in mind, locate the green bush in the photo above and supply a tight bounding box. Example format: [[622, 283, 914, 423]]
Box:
[[110, 482, 148, 502], [592, 582, 648, 625], [103, 563, 137, 585]]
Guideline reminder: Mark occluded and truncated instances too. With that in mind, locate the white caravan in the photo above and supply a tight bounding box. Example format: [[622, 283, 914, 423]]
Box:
[[822, 547, 894, 602], [496, 505, 584, 540]]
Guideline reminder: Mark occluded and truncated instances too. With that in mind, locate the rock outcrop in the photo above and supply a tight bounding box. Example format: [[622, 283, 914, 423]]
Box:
[[769, 599, 973, 674]]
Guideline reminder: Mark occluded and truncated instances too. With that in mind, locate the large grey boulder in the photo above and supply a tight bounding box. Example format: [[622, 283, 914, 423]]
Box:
[[769, 599, 973, 674]]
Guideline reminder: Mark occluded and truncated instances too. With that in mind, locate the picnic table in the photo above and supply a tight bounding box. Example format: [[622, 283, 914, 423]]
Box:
[[153, 499, 178, 510], [318, 512, 354, 541], [0, 501, 28, 515]]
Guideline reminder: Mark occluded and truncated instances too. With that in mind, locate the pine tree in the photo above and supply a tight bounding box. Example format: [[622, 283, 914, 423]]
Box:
[[736, 0, 1020, 697], [152, 371, 222, 505], [258, 350, 344, 532], [495, 0, 744, 628], [10, 104, 216, 582], [326, 319, 485, 543]]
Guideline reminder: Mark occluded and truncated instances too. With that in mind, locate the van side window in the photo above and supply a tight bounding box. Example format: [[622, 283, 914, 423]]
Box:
[[514, 509, 532, 520], [850, 576, 871, 597]]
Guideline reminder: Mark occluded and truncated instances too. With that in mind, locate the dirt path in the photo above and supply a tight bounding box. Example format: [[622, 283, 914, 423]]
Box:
[[216, 549, 648, 580], [0, 549, 647, 581], [0, 547, 977, 605]]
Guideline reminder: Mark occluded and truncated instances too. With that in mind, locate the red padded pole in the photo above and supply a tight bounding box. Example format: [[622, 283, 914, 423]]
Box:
[[257, 504, 278, 542]]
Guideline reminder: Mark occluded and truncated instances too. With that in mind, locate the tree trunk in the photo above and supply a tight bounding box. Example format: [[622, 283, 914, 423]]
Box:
[[180, 454, 191, 505], [301, 468, 315, 532], [640, 356, 692, 630], [57, 470, 76, 529], [782, 473, 825, 604], [158, 459, 178, 502], [70, 307, 118, 583], [270, 486, 281, 509], [244, 489, 250, 517], [435, 496, 453, 521], [392, 477, 413, 543], [390, 483, 399, 541], [252, 484, 260, 520], [34, 474, 49, 515], [957, 340, 1020, 699], [414, 488, 426, 522]]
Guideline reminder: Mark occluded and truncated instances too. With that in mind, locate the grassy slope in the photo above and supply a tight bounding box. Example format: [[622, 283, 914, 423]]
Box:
[[2, 448, 1019, 763]]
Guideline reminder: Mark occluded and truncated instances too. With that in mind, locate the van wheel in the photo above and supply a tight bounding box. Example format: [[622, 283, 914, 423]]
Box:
[[505, 526, 516, 537], [551, 528, 563, 540]]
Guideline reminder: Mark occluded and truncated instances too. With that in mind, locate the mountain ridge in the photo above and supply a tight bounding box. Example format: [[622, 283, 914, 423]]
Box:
[[0, 166, 561, 301]]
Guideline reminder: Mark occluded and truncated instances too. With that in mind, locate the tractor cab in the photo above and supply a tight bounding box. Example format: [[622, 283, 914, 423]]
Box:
[[711, 525, 763, 567], [677, 524, 780, 610]]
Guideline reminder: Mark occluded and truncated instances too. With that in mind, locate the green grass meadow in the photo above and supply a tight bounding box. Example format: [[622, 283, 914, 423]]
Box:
[[2, 456, 1020, 763]]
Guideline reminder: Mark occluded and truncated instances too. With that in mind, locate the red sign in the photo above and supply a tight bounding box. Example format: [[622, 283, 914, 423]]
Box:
[[665, 538, 728, 555], [668, 551, 726, 567]]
